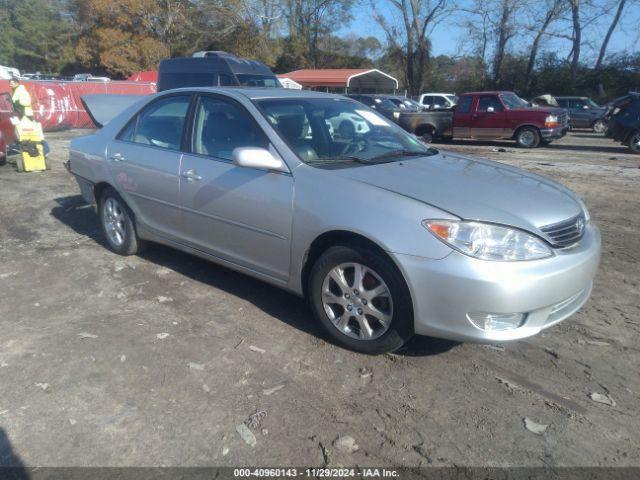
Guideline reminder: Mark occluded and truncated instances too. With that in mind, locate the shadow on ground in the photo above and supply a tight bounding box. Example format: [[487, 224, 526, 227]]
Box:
[[50, 195, 459, 358], [0, 428, 29, 478]]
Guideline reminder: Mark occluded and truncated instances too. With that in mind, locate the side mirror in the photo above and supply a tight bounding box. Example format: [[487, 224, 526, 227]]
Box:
[[232, 147, 287, 172], [486, 106, 496, 113]]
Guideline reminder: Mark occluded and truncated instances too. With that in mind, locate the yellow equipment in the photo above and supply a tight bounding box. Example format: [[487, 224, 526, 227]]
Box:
[[14, 117, 48, 172]]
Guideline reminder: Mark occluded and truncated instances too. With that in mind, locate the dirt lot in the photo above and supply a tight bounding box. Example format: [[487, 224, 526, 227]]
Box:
[[0, 129, 639, 468]]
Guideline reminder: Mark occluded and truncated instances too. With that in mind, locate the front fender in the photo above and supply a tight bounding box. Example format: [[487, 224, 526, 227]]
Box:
[[287, 165, 456, 293]]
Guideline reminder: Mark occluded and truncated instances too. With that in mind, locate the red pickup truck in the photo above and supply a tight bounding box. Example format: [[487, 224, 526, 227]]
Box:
[[400, 91, 569, 148]]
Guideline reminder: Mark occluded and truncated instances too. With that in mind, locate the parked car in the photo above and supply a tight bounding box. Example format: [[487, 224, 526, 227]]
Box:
[[412, 91, 569, 148], [69, 87, 600, 354], [533, 95, 607, 133], [380, 95, 426, 111], [72, 73, 111, 82], [0, 92, 17, 164], [418, 93, 457, 110], [603, 92, 640, 154], [345, 94, 403, 122], [158, 51, 280, 92]]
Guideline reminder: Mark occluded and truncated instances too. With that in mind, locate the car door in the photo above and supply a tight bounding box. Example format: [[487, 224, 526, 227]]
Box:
[[452, 95, 474, 138], [179, 94, 294, 280], [106, 94, 192, 241], [470, 95, 507, 138], [568, 98, 591, 128]]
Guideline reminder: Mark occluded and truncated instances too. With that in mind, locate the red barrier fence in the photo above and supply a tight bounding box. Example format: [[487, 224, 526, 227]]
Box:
[[0, 80, 156, 131]]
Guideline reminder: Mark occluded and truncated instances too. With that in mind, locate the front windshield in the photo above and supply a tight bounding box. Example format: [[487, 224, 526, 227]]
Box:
[[236, 74, 279, 88], [500, 93, 529, 109], [255, 97, 435, 166], [446, 95, 458, 105], [585, 98, 600, 108]]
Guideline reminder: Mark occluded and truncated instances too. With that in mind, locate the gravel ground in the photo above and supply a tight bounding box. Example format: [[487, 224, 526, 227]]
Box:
[[0, 129, 638, 467]]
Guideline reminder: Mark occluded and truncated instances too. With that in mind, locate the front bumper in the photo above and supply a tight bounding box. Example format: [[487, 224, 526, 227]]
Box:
[[393, 224, 601, 342], [540, 125, 569, 140]]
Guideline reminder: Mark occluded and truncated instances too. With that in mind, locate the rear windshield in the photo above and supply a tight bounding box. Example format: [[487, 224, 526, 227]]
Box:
[[236, 74, 279, 88]]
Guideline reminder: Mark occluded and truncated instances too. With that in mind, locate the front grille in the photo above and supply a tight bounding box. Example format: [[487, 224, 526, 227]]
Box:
[[540, 213, 586, 247], [558, 112, 569, 125]]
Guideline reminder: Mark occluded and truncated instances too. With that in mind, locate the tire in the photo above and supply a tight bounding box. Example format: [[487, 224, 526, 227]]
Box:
[[98, 187, 144, 255], [629, 130, 640, 155], [592, 119, 606, 134], [420, 131, 433, 144], [515, 127, 541, 148], [308, 245, 414, 354]]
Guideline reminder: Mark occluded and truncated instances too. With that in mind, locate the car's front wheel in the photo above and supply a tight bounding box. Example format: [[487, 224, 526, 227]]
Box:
[[515, 127, 541, 148], [99, 188, 144, 255], [308, 245, 413, 354], [592, 119, 607, 134]]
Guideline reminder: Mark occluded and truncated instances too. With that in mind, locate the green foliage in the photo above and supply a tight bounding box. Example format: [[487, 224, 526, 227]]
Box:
[[0, 0, 73, 73]]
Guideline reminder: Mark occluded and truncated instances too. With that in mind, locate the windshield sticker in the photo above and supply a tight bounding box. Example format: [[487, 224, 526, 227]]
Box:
[[356, 109, 390, 126]]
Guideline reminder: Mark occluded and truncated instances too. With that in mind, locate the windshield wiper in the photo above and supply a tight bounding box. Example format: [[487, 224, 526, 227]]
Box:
[[308, 156, 373, 165], [368, 149, 430, 162]]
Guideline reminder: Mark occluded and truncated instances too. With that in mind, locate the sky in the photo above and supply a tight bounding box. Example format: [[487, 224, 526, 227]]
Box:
[[342, 0, 640, 62]]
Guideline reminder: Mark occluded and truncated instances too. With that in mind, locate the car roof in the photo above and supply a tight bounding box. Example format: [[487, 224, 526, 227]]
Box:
[[160, 86, 349, 101], [422, 92, 455, 96]]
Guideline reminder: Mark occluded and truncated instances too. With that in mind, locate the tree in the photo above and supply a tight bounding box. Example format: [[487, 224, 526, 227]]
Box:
[[72, 0, 170, 77], [594, 0, 626, 69], [0, 0, 73, 72], [523, 0, 565, 91], [568, 0, 581, 83], [373, 0, 450, 95]]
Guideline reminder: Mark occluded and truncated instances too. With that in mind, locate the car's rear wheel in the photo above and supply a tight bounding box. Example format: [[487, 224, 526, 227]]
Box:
[[629, 131, 640, 155], [592, 119, 607, 134], [516, 127, 541, 148], [99, 187, 143, 255], [308, 245, 413, 354]]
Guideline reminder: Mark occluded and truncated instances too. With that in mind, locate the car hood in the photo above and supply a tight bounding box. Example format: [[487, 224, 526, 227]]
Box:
[[332, 152, 582, 233]]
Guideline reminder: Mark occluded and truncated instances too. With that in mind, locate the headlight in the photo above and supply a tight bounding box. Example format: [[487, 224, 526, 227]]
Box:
[[393, 111, 400, 119], [545, 115, 559, 127], [423, 220, 553, 261], [576, 197, 591, 224]]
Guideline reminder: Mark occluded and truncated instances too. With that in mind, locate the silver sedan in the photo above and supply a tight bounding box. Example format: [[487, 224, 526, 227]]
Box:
[[69, 88, 600, 354]]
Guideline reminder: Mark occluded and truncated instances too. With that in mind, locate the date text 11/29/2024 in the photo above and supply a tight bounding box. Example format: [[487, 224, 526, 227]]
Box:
[[233, 468, 400, 477]]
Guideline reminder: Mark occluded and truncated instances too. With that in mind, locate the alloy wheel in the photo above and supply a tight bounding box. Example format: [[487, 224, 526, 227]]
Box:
[[519, 130, 536, 147], [321, 262, 393, 341], [103, 197, 127, 247]]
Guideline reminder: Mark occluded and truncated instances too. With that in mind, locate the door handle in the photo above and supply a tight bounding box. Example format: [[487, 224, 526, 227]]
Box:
[[181, 169, 202, 181], [109, 153, 125, 162]]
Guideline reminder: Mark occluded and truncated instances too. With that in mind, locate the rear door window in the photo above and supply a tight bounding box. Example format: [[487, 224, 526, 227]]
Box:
[[118, 95, 191, 150]]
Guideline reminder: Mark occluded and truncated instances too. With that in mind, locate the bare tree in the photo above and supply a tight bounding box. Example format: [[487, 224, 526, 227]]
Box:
[[523, 0, 565, 91], [568, 0, 581, 82], [373, 0, 451, 95], [594, 0, 626, 69], [492, 0, 521, 87]]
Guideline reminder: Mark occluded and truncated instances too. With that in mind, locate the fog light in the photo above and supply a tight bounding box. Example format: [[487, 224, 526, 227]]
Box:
[[467, 312, 526, 331]]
